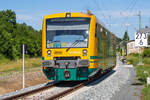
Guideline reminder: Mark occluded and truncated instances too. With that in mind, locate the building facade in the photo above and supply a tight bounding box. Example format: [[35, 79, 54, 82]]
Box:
[[127, 40, 144, 55]]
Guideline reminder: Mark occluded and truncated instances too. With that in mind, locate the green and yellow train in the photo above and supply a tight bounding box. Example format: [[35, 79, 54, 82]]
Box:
[[42, 12, 116, 81]]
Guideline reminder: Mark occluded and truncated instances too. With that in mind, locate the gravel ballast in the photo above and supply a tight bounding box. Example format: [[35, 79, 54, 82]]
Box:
[[0, 82, 49, 100], [61, 59, 142, 100], [0, 81, 80, 100]]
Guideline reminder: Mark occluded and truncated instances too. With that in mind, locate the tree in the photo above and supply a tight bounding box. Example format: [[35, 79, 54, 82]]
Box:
[[123, 30, 129, 42], [0, 10, 16, 59], [121, 30, 130, 56], [0, 9, 42, 60]]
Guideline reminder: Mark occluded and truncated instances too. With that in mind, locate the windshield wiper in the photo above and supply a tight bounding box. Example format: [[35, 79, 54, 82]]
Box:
[[66, 40, 83, 52]]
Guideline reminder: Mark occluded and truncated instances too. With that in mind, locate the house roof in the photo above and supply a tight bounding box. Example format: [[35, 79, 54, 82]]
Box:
[[138, 27, 150, 33]]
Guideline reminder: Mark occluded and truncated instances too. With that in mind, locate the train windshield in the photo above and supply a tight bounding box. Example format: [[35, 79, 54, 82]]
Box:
[[46, 17, 90, 48]]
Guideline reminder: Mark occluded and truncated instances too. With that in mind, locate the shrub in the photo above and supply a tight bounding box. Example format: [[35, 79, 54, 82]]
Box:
[[143, 48, 150, 57]]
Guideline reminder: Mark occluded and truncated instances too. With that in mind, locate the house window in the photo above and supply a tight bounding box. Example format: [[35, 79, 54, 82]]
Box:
[[130, 43, 133, 49]]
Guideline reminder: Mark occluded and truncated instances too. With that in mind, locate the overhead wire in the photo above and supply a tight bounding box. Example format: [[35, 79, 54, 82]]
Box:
[[107, 0, 138, 38], [100, 0, 111, 29], [86, 0, 138, 38], [109, 0, 137, 28], [91, 0, 110, 26], [119, 0, 138, 33]]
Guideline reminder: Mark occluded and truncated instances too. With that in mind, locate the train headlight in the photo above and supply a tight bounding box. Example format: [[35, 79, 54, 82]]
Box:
[[66, 13, 71, 17], [83, 49, 87, 56], [77, 59, 89, 67], [47, 50, 51, 56]]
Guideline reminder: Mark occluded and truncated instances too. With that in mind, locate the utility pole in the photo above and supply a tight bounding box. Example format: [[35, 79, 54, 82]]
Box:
[[138, 11, 141, 30], [137, 11, 144, 65], [109, 15, 111, 30], [149, 17, 150, 27]]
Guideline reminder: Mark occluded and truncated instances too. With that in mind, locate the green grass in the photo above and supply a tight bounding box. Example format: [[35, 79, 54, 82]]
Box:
[[0, 57, 42, 76], [142, 86, 150, 100], [0, 58, 10, 65], [126, 55, 150, 100], [126, 55, 138, 66], [136, 65, 150, 84], [143, 57, 150, 64]]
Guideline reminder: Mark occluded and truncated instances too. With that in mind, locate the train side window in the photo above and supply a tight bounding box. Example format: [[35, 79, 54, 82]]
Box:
[[95, 23, 98, 37]]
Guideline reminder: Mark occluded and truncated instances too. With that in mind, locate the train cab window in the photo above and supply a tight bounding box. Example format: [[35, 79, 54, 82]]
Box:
[[95, 23, 98, 37], [46, 17, 90, 48]]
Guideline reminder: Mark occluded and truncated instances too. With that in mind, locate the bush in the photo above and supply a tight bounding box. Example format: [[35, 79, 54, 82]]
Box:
[[129, 53, 139, 57], [136, 65, 150, 84], [143, 48, 150, 57], [126, 55, 138, 66], [143, 57, 150, 64]]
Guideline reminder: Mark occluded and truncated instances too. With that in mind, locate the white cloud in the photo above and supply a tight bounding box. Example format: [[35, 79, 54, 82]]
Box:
[[16, 14, 33, 21]]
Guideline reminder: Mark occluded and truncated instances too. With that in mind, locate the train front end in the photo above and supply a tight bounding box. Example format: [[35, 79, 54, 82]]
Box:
[[42, 12, 96, 81]]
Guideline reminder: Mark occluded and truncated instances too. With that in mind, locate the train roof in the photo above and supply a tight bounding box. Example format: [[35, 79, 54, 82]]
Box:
[[44, 12, 92, 19], [44, 12, 107, 29]]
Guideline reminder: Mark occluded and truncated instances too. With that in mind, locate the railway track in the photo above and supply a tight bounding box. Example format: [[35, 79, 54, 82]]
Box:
[[2, 67, 113, 100], [2, 81, 62, 100], [46, 68, 113, 100]]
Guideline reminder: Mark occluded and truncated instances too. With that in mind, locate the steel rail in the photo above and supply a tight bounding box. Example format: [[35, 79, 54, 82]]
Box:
[[2, 81, 62, 100]]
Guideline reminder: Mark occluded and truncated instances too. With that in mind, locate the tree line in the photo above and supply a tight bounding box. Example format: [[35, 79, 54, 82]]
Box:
[[0, 9, 41, 60]]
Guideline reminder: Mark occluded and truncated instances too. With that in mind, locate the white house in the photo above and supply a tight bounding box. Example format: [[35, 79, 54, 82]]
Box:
[[127, 40, 144, 55]]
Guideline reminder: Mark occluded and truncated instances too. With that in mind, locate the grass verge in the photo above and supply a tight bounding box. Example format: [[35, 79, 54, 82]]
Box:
[[142, 85, 150, 100], [126, 55, 150, 100], [0, 57, 42, 76]]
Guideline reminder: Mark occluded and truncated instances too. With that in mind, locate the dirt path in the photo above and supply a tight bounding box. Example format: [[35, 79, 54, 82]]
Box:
[[0, 68, 49, 95]]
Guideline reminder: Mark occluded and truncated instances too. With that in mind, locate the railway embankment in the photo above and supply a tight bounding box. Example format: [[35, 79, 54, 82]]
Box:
[[61, 57, 143, 100], [0, 57, 48, 95]]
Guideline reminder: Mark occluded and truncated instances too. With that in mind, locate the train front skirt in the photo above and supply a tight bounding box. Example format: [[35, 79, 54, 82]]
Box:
[[42, 67, 97, 81]]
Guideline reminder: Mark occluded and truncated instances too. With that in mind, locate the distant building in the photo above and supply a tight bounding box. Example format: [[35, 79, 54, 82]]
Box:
[[138, 26, 150, 33], [127, 26, 150, 55], [127, 40, 144, 55], [138, 26, 150, 46]]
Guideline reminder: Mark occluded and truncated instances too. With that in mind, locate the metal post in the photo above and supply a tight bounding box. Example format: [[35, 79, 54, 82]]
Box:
[[138, 11, 144, 65], [22, 44, 25, 89], [139, 11, 141, 31], [138, 47, 144, 65], [109, 15, 111, 30]]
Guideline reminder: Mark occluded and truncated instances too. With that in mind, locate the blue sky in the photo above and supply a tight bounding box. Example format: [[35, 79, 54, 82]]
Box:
[[0, 0, 150, 40]]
